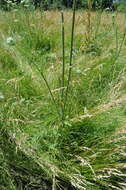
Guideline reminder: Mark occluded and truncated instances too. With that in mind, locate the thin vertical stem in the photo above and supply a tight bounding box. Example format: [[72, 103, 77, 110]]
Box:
[[34, 63, 61, 120], [63, 0, 76, 118], [61, 11, 65, 124], [112, 14, 118, 51], [61, 11, 65, 96]]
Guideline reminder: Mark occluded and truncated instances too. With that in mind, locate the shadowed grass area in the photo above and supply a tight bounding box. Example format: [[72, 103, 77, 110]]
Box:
[[0, 9, 126, 189]]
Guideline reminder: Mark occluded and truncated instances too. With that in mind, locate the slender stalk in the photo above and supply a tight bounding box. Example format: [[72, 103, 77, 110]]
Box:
[[34, 63, 61, 120], [61, 11, 65, 124], [112, 14, 118, 51], [117, 12, 126, 57], [61, 11, 65, 97], [114, 29, 126, 62], [63, 0, 76, 118], [112, 23, 126, 79]]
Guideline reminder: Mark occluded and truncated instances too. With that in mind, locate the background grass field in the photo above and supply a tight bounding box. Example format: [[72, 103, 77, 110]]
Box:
[[0, 9, 126, 189]]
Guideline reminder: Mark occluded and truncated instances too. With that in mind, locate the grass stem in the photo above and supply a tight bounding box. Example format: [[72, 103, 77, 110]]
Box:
[[61, 11, 65, 125], [63, 0, 76, 119], [34, 63, 61, 120]]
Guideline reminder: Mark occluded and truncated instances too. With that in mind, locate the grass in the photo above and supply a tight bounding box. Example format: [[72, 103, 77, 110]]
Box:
[[0, 8, 126, 189]]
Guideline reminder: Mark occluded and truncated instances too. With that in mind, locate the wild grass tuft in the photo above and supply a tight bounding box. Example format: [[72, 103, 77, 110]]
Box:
[[0, 7, 126, 190]]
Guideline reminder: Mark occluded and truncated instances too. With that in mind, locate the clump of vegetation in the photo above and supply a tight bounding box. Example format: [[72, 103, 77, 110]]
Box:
[[0, 0, 116, 11], [0, 3, 126, 190]]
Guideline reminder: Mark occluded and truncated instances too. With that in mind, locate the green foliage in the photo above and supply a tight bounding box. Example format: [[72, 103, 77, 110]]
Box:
[[0, 9, 126, 190], [116, 2, 126, 12], [0, 0, 116, 10]]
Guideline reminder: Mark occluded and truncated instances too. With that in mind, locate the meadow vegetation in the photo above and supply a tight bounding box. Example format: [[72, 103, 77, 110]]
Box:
[[0, 8, 126, 189]]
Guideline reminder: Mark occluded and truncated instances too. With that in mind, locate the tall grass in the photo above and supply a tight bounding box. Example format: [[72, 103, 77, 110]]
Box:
[[32, 0, 77, 126], [63, 0, 76, 123], [0, 7, 126, 190]]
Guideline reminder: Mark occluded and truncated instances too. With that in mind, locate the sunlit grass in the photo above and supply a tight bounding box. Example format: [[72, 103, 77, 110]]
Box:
[[0, 9, 126, 189]]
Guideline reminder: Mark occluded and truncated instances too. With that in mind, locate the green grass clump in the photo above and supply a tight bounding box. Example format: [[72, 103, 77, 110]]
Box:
[[0, 8, 126, 190]]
